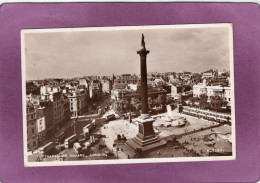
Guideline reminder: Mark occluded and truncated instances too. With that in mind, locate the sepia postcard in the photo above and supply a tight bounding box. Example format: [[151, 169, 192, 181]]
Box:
[[21, 24, 236, 167]]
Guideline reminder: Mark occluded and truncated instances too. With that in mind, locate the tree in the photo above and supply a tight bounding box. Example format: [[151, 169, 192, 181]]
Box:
[[113, 101, 122, 114], [182, 85, 192, 92], [166, 96, 174, 105], [114, 100, 128, 114], [189, 97, 198, 106], [121, 100, 129, 113], [156, 95, 166, 109], [130, 98, 141, 112], [210, 95, 227, 112], [193, 73, 202, 84], [148, 97, 155, 110], [26, 82, 40, 95], [178, 94, 184, 105], [199, 94, 209, 109]]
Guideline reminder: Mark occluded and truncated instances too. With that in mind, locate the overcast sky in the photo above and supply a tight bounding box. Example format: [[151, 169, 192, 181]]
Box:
[[24, 25, 231, 80]]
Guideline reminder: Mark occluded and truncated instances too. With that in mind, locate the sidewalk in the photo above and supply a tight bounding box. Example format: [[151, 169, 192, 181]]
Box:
[[101, 120, 138, 159]]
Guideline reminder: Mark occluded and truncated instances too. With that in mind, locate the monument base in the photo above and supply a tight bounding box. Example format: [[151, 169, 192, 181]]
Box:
[[126, 138, 166, 152], [126, 114, 166, 152]]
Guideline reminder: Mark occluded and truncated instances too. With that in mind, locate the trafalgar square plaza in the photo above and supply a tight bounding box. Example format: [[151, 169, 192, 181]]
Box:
[[22, 24, 235, 166]]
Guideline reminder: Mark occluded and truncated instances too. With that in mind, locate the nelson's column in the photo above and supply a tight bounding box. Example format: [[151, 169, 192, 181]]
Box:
[[126, 34, 166, 152]]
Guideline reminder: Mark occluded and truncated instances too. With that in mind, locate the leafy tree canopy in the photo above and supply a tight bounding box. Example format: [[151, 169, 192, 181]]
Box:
[[26, 82, 40, 95]]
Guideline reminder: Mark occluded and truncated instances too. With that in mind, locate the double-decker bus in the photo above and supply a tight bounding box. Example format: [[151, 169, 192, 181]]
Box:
[[64, 134, 78, 149], [38, 142, 55, 155]]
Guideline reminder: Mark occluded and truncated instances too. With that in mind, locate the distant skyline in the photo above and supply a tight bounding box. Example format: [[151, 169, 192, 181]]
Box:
[[24, 24, 232, 80]]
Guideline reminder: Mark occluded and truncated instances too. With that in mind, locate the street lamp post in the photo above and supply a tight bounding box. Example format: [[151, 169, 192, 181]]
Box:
[[127, 98, 132, 123], [74, 116, 78, 134]]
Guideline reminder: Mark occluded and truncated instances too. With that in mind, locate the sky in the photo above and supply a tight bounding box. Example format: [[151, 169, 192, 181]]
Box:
[[24, 24, 232, 80]]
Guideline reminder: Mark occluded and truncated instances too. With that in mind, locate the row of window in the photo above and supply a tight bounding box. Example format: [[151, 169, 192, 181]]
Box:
[[54, 100, 63, 105], [27, 127, 35, 135], [27, 141, 37, 149], [27, 114, 36, 121], [55, 115, 63, 123], [55, 105, 63, 111], [70, 98, 79, 102], [54, 110, 64, 118], [225, 97, 231, 101], [183, 108, 231, 118], [116, 80, 138, 84], [70, 105, 80, 111]]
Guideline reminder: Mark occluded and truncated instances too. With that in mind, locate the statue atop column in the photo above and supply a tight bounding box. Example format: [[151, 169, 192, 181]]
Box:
[[141, 33, 146, 49]]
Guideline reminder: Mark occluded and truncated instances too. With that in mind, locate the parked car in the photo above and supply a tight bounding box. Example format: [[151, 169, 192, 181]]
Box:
[[98, 144, 107, 149], [96, 133, 102, 138], [106, 114, 116, 121], [105, 151, 112, 158]]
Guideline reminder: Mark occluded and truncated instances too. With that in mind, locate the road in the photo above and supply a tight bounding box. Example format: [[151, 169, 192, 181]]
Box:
[[27, 96, 117, 162], [56, 96, 114, 141]]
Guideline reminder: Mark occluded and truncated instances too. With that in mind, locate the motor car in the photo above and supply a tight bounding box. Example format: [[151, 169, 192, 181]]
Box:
[[98, 144, 107, 149], [106, 114, 116, 121], [105, 151, 112, 158], [96, 133, 102, 138]]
